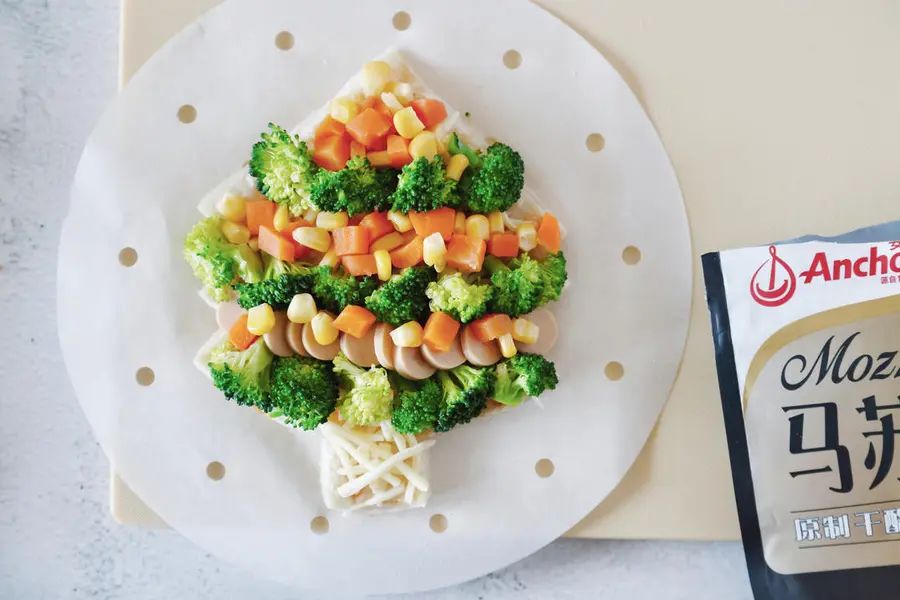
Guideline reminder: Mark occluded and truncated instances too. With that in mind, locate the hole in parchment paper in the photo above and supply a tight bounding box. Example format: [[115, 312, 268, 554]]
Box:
[[429, 513, 448, 533], [310, 516, 330, 534], [586, 133, 605, 152], [177, 105, 197, 124], [135, 367, 155, 386], [118, 247, 138, 267], [622, 246, 642, 265], [503, 50, 522, 70], [206, 461, 226, 481], [605, 361, 625, 381], [274, 31, 295, 50], [392, 11, 411, 31], [534, 459, 555, 478]]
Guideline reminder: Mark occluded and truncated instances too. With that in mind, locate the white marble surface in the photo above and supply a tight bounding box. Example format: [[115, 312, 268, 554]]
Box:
[[0, 0, 752, 598]]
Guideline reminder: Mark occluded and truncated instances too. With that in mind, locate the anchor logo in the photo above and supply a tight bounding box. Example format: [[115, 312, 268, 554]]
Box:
[[750, 246, 797, 307]]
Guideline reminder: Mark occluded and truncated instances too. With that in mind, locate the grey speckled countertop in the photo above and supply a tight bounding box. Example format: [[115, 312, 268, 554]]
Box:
[[0, 1, 751, 598]]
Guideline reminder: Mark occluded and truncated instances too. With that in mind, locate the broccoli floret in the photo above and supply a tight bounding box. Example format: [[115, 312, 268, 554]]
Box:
[[529, 250, 567, 302], [185, 215, 264, 301], [435, 364, 495, 432], [311, 265, 379, 314], [208, 338, 274, 410], [389, 156, 459, 213], [448, 133, 524, 213], [248, 123, 319, 215], [484, 254, 544, 317], [493, 354, 559, 406], [391, 375, 442, 435], [425, 272, 493, 324], [309, 156, 397, 216], [365, 266, 436, 326], [269, 355, 338, 430], [333, 353, 394, 425], [233, 255, 315, 309]]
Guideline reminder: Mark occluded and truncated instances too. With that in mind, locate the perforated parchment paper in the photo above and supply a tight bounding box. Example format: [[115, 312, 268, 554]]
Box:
[[58, 0, 691, 593]]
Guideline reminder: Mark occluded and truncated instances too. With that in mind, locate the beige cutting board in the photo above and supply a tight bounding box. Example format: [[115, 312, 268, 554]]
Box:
[[111, 0, 900, 540]]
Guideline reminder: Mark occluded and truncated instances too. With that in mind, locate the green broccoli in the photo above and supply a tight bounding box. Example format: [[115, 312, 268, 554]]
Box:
[[524, 250, 567, 302], [389, 156, 460, 213], [484, 254, 545, 317], [435, 364, 496, 432], [333, 352, 394, 425], [233, 255, 315, 309], [269, 355, 339, 430], [311, 265, 379, 314], [185, 215, 264, 302], [493, 354, 559, 406], [448, 133, 524, 213], [365, 266, 436, 326], [425, 272, 493, 324], [309, 156, 398, 216], [208, 338, 274, 411], [391, 375, 442, 435], [248, 123, 319, 215]]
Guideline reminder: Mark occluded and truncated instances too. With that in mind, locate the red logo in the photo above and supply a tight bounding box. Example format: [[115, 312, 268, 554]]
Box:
[[750, 246, 797, 307]]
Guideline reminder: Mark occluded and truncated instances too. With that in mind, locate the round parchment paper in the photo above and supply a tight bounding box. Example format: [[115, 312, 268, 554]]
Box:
[[58, 0, 691, 593]]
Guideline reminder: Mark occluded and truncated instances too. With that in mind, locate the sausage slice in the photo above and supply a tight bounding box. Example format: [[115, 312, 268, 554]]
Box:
[[394, 346, 437, 381], [302, 321, 340, 361], [373, 323, 396, 370], [421, 334, 466, 370], [460, 325, 501, 367], [340, 326, 379, 367], [263, 311, 294, 357], [516, 309, 558, 355], [286, 322, 309, 356], [216, 301, 244, 331]]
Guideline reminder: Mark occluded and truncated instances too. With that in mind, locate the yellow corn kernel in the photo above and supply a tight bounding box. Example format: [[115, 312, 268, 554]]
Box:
[[393, 106, 425, 139], [498, 333, 518, 358], [221, 221, 251, 245], [409, 131, 438, 160], [293, 227, 332, 253], [247, 303, 276, 336], [367, 150, 392, 167], [217, 193, 247, 222], [248, 237, 259, 252], [330, 97, 359, 124], [445, 154, 469, 181], [362, 61, 393, 96], [373, 249, 393, 281], [517, 222, 538, 251], [273, 205, 291, 232], [390, 321, 424, 348], [287, 293, 317, 324], [316, 211, 349, 231], [391, 82, 414, 103], [303, 208, 319, 224], [512, 318, 540, 345], [370, 231, 405, 252], [465, 214, 490, 240], [310, 311, 339, 345], [387, 210, 413, 233], [488, 211, 505, 234], [319, 249, 340, 269], [380, 92, 405, 113], [422, 232, 446, 268], [454, 211, 466, 234]]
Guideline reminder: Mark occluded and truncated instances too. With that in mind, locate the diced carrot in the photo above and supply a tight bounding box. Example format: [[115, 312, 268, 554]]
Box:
[[345, 108, 392, 149], [386, 135, 412, 168], [367, 150, 391, 167], [536, 212, 561, 253], [469, 314, 513, 342], [349, 214, 365, 226], [257, 225, 295, 262], [410, 98, 448, 129], [245, 200, 277, 235], [423, 311, 461, 353], [314, 116, 345, 145], [408, 207, 456, 241], [333, 305, 378, 338], [445, 234, 487, 272], [228, 314, 258, 351], [359, 212, 394, 243], [350, 140, 366, 159], [488, 233, 520, 258], [342, 254, 379, 276], [332, 226, 370, 256], [313, 134, 351, 171], [400, 229, 418, 243], [390, 236, 424, 269], [360, 96, 394, 123]]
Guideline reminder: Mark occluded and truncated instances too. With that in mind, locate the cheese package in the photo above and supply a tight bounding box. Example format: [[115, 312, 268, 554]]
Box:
[[702, 222, 900, 599]]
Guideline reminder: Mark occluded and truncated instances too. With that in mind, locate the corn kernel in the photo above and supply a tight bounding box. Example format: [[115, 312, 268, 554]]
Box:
[[316, 211, 349, 231], [433, 257, 447, 273], [392, 82, 414, 103], [498, 333, 518, 358], [465, 214, 490, 240], [517, 222, 538, 251], [374, 249, 393, 281], [445, 154, 469, 181], [454, 211, 466, 234], [293, 227, 332, 253], [319, 249, 340, 268], [422, 232, 446, 267], [409, 131, 438, 160], [367, 151, 392, 167], [362, 61, 393, 96], [287, 293, 317, 324], [303, 208, 319, 224], [488, 212, 505, 234], [273, 205, 291, 232], [390, 321, 424, 348], [248, 237, 259, 252], [216, 193, 246, 222], [247, 303, 276, 335], [380, 92, 405, 113], [221, 221, 251, 245], [393, 106, 425, 139], [330, 97, 359, 124], [370, 231, 405, 252], [311, 311, 339, 345], [388, 210, 413, 233], [512, 318, 540, 345]]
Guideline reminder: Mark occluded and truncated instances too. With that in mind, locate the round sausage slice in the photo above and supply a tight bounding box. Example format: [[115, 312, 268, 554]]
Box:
[[421, 334, 466, 370], [516, 309, 558, 355], [340, 326, 379, 367], [216, 301, 244, 331], [302, 320, 341, 361], [460, 325, 501, 367], [394, 346, 437, 381], [263, 312, 294, 357], [373, 323, 396, 370], [286, 322, 308, 356]]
